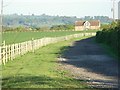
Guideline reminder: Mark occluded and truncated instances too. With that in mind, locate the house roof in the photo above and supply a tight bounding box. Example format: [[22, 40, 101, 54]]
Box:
[[75, 20, 100, 26], [89, 20, 100, 26], [75, 21, 85, 26]]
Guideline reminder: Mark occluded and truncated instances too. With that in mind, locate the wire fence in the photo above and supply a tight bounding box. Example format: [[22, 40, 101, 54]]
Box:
[[0, 33, 96, 65]]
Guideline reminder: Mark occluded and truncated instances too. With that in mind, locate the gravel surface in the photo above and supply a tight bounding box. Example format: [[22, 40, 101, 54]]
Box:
[[58, 37, 119, 88]]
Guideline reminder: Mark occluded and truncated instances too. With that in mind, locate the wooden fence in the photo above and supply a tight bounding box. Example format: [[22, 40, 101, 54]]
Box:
[[0, 33, 96, 65]]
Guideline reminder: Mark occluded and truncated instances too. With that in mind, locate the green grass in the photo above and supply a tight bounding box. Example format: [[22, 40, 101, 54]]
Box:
[[2, 31, 81, 45], [79, 29, 100, 33], [98, 43, 119, 61], [2, 36, 91, 88], [3, 30, 97, 45]]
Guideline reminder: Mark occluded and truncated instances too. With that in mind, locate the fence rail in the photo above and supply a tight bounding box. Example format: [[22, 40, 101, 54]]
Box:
[[0, 33, 96, 65]]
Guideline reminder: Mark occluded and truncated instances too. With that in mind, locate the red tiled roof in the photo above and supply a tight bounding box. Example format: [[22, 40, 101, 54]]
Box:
[[75, 21, 85, 26], [89, 20, 100, 26]]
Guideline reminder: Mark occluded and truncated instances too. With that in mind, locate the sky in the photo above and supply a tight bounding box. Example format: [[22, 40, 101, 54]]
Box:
[[1, 0, 120, 18]]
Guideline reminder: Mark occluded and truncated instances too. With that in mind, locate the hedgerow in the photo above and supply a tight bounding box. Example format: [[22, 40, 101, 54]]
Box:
[[96, 20, 120, 57]]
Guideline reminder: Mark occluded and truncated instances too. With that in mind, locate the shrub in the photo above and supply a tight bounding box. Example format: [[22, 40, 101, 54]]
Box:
[[96, 21, 120, 57]]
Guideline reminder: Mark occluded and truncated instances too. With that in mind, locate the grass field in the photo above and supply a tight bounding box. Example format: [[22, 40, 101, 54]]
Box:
[[2, 31, 80, 45], [2, 36, 91, 88], [2, 30, 98, 45]]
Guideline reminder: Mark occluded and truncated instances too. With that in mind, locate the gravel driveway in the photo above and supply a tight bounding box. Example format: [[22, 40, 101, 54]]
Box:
[[58, 37, 119, 88]]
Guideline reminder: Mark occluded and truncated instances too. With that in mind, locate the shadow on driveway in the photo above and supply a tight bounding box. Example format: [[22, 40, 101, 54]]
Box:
[[58, 37, 119, 88]]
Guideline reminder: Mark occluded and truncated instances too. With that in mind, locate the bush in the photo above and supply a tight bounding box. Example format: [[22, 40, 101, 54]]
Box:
[[96, 21, 120, 57]]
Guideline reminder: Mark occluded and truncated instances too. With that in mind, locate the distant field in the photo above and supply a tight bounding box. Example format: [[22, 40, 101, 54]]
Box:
[[3, 30, 98, 45], [2, 31, 79, 45]]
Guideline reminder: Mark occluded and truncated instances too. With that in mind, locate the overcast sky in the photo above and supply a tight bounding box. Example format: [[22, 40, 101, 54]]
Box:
[[1, 0, 120, 18]]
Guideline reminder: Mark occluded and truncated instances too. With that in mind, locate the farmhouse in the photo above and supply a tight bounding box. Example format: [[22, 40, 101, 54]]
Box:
[[75, 20, 101, 31]]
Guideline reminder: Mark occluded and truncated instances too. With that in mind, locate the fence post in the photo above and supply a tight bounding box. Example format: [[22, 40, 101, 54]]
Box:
[[11, 44, 15, 60], [18, 43, 21, 55], [8, 45, 11, 60], [32, 38, 34, 53], [65, 36, 68, 41], [5, 45, 8, 63], [25, 42, 28, 53], [16, 44, 19, 56], [2, 41, 6, 65], [0, 46, 2, 65], [40, 39, 42, 47]]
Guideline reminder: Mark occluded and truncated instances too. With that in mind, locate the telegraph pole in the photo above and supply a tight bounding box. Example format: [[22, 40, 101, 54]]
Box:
[[0, 0, 3, 88], [0, 0, 3, 46], [111, 0, 116, 21]]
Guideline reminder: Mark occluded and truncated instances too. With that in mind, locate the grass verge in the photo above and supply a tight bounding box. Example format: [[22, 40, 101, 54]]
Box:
[[98, 43, 119, 61], [2, 36, 92, 88]]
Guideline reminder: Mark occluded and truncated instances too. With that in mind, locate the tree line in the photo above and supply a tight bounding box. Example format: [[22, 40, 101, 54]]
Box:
[[3, 14, 112, 29]]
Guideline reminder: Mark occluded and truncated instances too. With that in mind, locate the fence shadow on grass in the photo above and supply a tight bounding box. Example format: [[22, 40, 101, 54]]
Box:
[[2, 74, 87, 88]]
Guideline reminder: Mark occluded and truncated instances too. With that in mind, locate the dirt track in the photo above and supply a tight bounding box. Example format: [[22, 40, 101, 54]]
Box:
[[58, 37, 119, 88]]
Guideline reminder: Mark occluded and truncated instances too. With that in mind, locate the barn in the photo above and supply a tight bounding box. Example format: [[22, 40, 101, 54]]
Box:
[[75, 20, 101, 31]]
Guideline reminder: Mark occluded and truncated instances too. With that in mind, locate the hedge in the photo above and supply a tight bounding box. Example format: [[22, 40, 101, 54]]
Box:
[[96, 21, 120, 57]]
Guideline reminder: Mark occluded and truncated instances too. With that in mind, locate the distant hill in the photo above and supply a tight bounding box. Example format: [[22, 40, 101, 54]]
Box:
[[3, 14, 112, 28]]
